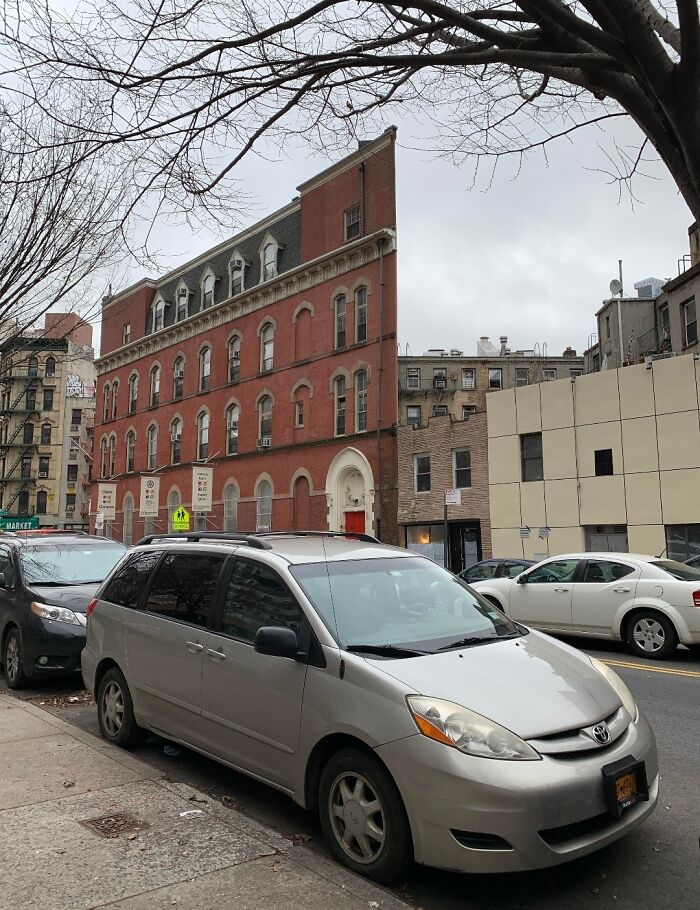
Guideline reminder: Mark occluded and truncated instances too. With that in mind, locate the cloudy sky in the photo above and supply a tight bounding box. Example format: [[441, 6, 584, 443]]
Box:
[[89, 112, 691, 359]]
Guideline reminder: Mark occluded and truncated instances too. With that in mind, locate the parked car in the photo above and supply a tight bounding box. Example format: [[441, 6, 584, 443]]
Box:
[[0, 532, 127, 688], [471, 552, 700, 660], [459, 558, 534, 585], [84, 531, 657, 882]]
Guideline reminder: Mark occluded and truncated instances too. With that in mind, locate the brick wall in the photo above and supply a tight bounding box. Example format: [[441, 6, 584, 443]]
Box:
[[397, 412, 491, 557]]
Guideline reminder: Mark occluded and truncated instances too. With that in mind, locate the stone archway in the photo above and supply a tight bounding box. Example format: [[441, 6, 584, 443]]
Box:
[[325, 447, 374, 535]]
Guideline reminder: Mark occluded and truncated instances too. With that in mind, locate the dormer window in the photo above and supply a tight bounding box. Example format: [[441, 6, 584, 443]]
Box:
[[259, 233, 281, 282], [176, 282, 190, 321], [202, 270, 215, 308], [152, 296, 166, 332], [229, 251, 247, 296]]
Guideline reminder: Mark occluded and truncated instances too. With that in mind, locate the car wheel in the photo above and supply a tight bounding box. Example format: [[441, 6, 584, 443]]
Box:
[[626, 612, 678, 660], [318, 748, 412, 883], [3, 627, 28, 690], [97, 667, 142, 748]]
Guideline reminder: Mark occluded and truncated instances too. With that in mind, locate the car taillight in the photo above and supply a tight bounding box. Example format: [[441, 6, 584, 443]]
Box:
[[693, 591, 700, 607], [86, 597, 98, 619]]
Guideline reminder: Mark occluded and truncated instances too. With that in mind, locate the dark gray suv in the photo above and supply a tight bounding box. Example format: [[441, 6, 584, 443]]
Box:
[[0, 532, 127, 688]]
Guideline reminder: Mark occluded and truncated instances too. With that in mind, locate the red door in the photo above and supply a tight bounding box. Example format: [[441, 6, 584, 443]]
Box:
[[344, 511, 365, 534]]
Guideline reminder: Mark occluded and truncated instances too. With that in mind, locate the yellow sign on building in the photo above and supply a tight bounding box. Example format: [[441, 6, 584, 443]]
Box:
[[171, 507, 190, 531]]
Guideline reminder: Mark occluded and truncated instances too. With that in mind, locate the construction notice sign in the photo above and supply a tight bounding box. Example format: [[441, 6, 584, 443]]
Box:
[[192, 466, 213, 512], [97, 483, 117, 520], [171, 507, 190, 531], [139, 475, 160, 517]]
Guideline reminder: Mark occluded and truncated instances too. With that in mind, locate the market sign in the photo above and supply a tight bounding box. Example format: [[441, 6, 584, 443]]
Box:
[[0, 516, 40, 531]]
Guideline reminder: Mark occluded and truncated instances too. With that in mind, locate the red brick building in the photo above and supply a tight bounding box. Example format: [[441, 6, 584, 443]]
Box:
[[93, 130, 399, 543]]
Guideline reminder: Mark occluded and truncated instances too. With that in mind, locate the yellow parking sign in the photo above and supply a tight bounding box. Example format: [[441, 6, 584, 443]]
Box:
[[171, 507, 190, 531]]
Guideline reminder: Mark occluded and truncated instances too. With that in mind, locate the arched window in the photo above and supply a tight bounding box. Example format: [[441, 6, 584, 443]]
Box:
[[152, 296, 165, 332], [128, 374, 138, 413], [176, 285, 189, 321], [45, 357, 56, 378], [334, 376, 346, 436], [123, 495, 134, 546], [108, 435, 116, 477], [226, 404, 239, 455], [23, 422, 34, 445], [355, 370, 368, 432], [100, 437, 108, 478], [149, 365, 160, 407], [260, 323, 274, 372], [199, 347, 211, 392], [256, 479, 272, 532], [258, 395, 272, 444], [18, 490, 30, 515], [147, 424, 158, 470], [36, 490, 48, 515], [334, 295, 346, 349], [228, 336, 241, 383], [230, 258, 245, 296], [262, 243, 277, 281], [41, 423, 51, 445], [170, 418, 182, 465], [223, 484, 238, 531], [202, 272, 215, 308], [111, 381, 119, 419], [173, 356, 185, 399], [168, 489, 181, 532], [126, 431, 136, 473], [197, 411, 209, 460], [103, 383, 111, 421], [28, 356, 38, 377], [355, 286, 368, 343]]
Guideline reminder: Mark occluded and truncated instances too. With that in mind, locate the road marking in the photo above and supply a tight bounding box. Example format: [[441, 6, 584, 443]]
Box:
[[600, 657, 700, 679]]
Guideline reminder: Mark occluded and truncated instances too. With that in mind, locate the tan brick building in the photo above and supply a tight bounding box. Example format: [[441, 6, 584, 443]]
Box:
[[397, 412, 491, 572]]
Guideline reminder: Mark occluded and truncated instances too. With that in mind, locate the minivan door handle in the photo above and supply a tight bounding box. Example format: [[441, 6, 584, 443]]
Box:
[[206, 647, 227, 662], [613, 587, 631, 593], [185, 640, 204, 653]]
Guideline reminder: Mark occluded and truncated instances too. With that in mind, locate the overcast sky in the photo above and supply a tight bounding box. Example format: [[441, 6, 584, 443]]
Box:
[[87, 113, 691, 359]]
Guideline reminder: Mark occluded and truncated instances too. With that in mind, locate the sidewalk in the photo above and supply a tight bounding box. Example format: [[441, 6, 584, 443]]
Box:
[[0, 695, 409, 910]]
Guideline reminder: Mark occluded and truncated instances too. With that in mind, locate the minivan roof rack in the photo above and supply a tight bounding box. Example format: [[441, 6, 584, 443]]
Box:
[[255, 530, 380, 544], [136, 532, 272, 549]]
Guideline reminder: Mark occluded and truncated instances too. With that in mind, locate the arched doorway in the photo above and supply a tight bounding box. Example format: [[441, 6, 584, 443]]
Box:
[[325, 448, 374, 535]]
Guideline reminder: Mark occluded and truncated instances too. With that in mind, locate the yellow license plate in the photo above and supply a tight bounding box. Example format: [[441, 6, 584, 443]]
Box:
[[616, 772, 637, 803]]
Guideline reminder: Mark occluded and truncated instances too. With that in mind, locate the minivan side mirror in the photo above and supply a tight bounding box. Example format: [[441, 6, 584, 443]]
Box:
[[254, 626, 300, 660]]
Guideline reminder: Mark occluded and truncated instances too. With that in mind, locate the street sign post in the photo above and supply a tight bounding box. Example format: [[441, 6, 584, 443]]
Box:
[[0, 516, 40, 531], [442, 489, 461, 571]]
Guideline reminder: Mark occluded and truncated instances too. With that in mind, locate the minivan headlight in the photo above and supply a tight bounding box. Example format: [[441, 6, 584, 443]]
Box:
[[406, 696, 540, 760], [31, 602, 85, 626], [589, 657, 638, 722]]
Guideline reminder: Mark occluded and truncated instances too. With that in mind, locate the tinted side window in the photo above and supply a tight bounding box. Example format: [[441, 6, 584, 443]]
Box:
[[102, 552, 161, 608], [526, 559, 579, 584], [144, 553, 225, 626], [582, 560, 635, 583], [0, 548, 16, 587], [220, 560, 303, 643], [503, 562, 531, 578]]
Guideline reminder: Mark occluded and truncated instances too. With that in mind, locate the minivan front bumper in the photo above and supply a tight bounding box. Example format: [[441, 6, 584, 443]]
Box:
[[376, 712, 658, 873], [22, 616, 86, 677]]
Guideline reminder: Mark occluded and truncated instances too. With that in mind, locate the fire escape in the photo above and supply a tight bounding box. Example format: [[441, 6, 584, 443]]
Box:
[[0, 359, 41, 515]]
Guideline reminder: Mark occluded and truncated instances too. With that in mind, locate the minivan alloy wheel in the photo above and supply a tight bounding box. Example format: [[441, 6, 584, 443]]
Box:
[[3, 629, 27, 689], [328, 771, 386, 864], [101, 681, 125, 737]]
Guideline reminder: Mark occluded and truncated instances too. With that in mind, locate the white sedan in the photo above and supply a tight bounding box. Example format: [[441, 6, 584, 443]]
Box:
[[470, 553, 700, 660]]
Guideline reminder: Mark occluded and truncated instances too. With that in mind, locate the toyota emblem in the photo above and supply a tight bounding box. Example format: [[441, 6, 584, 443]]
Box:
[[591, 722, 611, 745]]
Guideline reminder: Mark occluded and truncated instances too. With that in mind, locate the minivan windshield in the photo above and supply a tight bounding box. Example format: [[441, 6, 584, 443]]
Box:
[[651, 559, 700, 581], [20, 542, 127, 585], [290, 556, 523, 653]]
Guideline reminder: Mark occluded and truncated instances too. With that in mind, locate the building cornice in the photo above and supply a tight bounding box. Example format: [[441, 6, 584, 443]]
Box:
[[97, 229, 396, 375], [296, 129, 396, 195]]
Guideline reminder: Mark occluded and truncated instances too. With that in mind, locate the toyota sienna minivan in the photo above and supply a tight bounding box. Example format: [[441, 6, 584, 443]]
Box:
[[82, 531, 658, 882]]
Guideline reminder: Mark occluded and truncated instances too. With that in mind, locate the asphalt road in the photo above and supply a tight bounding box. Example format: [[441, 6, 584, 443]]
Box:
[[2, 637, 698, 910]]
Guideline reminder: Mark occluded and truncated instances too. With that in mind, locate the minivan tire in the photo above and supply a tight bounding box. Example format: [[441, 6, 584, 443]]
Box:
[[3, 627, 28, 690], [97, 667, 142, 748], [626, 611, 678, 661], [318, 748, 412, 883]]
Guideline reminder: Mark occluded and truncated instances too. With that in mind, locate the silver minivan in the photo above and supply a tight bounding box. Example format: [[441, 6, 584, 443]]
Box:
[[82, 532, 658, 882]]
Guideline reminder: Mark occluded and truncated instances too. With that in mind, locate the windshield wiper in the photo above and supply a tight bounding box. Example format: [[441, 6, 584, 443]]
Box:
[[438, 635, 506, 651], [346, 644, 427, 658], [29, 580, 80, 586]]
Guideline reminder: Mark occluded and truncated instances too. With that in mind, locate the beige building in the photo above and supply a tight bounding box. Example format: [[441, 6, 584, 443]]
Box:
[[0, 316, 95, 529], [487, 354, 700, 562]]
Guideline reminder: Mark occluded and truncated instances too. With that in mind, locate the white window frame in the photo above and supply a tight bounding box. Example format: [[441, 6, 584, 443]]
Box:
[[461, 368, 475, 390], [345, 205, 361, 241], [682, 298, 697, 347], [406, 405, 421, 427], [199, 347, 211, 391], [202, 269, 215, 309], [128, 374, 138, 413], [258, 395, 273, 441], [223, 483, 238, 531], [260, 234, 281, 282], [462, 405, 476, 419], [173, 357, 185, 398], [111, 381, 119, 419], [355, 370, 368, 432], [123, 322, 131, 345], [147, 424, 158, 471], [229, 251, 247, 296], [488, 368, 502, 389], [334, 376, 346, 436], [198, 412, 210, 460], [175, 282, 190, 321], [543, 368, 557, 381], [228, 336, 241, 382], [406, 367, 421, 389], [294, 400, 304, 428], [355, 286, 368, 342], [515, 367, 529, 386], [334, 295, 347, 349], [152, 295, 166, 332], [256, 480, 272, 531], [414, 453, 431, 493], [149, 365, 160, 406], [226, 404, 239, 455], [260, 323, 274, 373], [126, 431, 136, 473], [170, 418, 182, 465]]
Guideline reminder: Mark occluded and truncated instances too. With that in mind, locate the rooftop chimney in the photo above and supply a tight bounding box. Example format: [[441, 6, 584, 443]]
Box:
[[562, 346, 577, 358], [499, 335, 508, 356]]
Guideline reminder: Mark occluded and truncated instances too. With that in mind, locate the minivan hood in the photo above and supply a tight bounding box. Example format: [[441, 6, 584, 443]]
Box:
[[27, 583, 99, 613], [367, 631, 620, 740]]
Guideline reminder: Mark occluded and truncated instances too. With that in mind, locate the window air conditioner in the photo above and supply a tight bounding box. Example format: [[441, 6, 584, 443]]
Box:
[[174, 370, 184, 378], [38, 471, 48, 478], [257, 436, 271, 448], [170, 433, 181, 442], [65, 507, 74, 514]]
